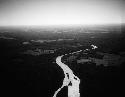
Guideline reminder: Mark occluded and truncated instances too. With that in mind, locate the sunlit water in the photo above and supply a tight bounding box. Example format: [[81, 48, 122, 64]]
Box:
[[53, 55, 80, 97]]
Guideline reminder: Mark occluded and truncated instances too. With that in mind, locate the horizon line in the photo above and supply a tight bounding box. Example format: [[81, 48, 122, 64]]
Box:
[[0, 23, 123, 27]]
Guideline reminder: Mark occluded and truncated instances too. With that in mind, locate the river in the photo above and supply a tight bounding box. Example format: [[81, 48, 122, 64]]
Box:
[[53, 55, 80, 97]]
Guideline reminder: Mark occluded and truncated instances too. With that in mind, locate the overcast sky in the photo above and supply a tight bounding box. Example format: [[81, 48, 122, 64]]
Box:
[[0, 0, 124, 26]]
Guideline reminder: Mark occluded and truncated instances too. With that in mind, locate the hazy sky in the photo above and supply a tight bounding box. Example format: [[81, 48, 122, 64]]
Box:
[[0, 0, 124, 26]]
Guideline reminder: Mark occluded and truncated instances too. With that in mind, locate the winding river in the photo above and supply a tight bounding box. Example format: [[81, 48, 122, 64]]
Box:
[[53, 55, 80, 97], [53, 45, 97, 97]]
